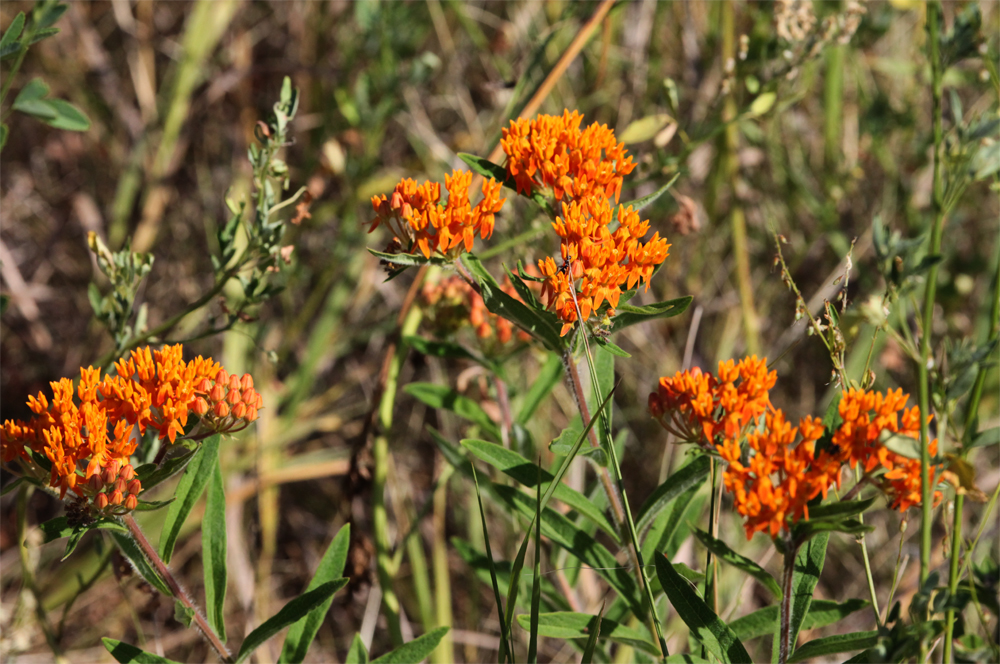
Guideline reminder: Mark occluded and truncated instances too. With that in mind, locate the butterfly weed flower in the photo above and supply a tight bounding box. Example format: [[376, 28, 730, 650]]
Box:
[[1, 344, 262, 518], [368, 169, 505, 260], [500, 109, 636, 204], [538, 198, 670, 335]]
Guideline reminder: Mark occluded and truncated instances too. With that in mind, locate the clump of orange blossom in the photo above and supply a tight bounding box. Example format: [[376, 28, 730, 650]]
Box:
[[1, 345, 261, 519], [369, 169, 505, 260], [501, 109, 636, 204], [650, 359, 941, 539]]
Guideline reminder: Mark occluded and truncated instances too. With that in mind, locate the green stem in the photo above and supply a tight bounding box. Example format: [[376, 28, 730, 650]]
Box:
[[0, 19, 33, 107], [373, 304, 424, 647], [123, 514, 233, 663], [918, 0, 945, 589], [943, 250, 1000, 662]]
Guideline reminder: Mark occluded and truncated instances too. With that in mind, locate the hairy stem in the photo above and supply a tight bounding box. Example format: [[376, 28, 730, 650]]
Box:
[[123, 514, 233, 663], [778, 543, 798, 664]]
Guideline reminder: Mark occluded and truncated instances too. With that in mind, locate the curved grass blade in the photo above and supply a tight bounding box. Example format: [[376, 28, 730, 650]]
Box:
[[636, 455, 711, 536], [281, 524, 352, 663], [235, 579, 348, 664], [581, 603, 605, 664], [370, 627, 450, 664], [470, 465, 513, 664], [203, 457, 227, 641], [527, 464, 542, 663], [462, 438, 618, 541], [103, 638, 183, 664], [515, 611, 658, 657], [160, 435, 220, 563], [654, 553, 752, 663]]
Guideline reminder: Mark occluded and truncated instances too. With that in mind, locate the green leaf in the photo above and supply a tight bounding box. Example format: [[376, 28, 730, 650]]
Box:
[[462, 438, 618, 541], [788, 631, 878, 663], [493, 484, 645, 618], [370, 627, 450, 664], [771, 534, 828, 663], [610, 296, 693, 333], [1, 12, 25, 49], [799, 497, 876, 523], [970, 426, 1000, 449], [281, 524, 352, 663], [102, 638, 183, 664], [28, 27, 59, 44], [40, 516, 128, 561], [619, 114, 675, 145], [730, 599, 869, 641], [514, 612, 660, 656], [14, 77, 48, 103], [791, 518, 873, 541], [174, 601, 195, 628], [642, 484, 700, 564], [346, 634, 369, 664], [515, 352, 563, 424], [619, 173, 680, 213], [367, 248, 449, 267], [462, 254, 565, 352], [748, 92, 777, 117], [693, 529, 782, 598], [636, 455, 711, 536], [0, 41, 22, 60], [654, 553, 752, 663], [13, 97, 57, 120], [458, 152, 508, 185], [135, 498, 175, 512], [594, 336, 631, 357], [404, 335, 489, 368], [159, 435, 220, 563], [203, 458, 227, 642], [404, 383, 501, 441], [109, 530, 171, 597], [44, 98, 90, 131], [34, 2, 69, 31], [235, 580, 349, 664]]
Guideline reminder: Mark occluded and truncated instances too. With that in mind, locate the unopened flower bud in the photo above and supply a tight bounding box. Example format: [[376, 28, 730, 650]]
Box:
[[193, 397, 209, 416], [214, 401, 230, 418], [125, 494, 138, 511], [240, 374, 254, 390], [196, 378, 212, 393], [95, 493, 109, 510], [227, 389, 241, 405], [255, 394, 263, 408], [115, 478, 127, 494], [215, 369, 229, 385], [242, 388, 256, 404], [102, 466, 117, 485], [106, 458, 121, 477], [246, 406, 258, 423], [110, 490, 124, 506], [232, 402, 247, 420], [210, 384, 226, 403], [88, 474, 103, 492], [127, 479, 142, 495], [119, 464, 135, 481], [228, 374, 241, 391]]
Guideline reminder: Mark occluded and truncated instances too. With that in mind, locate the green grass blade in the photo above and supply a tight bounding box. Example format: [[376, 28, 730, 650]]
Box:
[[346, 633, 369, 664], [470, 465, 513, 664], [159, 434, 220, 563], [654, 553, 752, 663], [280, 524, 352, 663], [235, 580, 348, 663], [527, 463, 542, 664], [515, 611, 658, 656], [635, 455, 711, 536], [581, 603, 605, 664], [370, 627, 450, 664], [203, 457, 227, 642]]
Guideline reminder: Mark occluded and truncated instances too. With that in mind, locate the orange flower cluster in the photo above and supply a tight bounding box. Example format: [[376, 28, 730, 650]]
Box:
[[717, 410, 833, 538], [1, 345, 261, 514], [369, 170, 505, 259], [648, 356, 776, 447], [421, 274, 532, 347], [538, 199, 670, 335], [831, 388, 940, 512], [501, 110, 636, 203], [650, 361, 942, 539]]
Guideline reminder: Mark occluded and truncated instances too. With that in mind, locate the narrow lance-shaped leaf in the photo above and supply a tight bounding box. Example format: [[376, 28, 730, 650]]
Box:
[[109, 530, 171, 597], [470, 465, 513, 664], [515, 352, 563, 424], [346, 633, 369, 664], [635, 455, 711, 535], [370, 627, 451, 664], [103, 638, 184, 664], [693, 529, 782, 598], [203, 458, 227, 642], [581, 604, 604, 664], [729, 599, 869, 641], [281, 524, 353, 663], [654, 553, 752, 664], [787, 631, 879, 663], [515, 611, 659, 657], [405, 383, 501, 441], [160, 435, 221, 563], [610, 296, 693, 333], [235, 580, 349, 664]]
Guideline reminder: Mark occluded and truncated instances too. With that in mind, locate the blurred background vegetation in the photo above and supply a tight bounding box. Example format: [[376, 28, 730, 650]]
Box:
[[1, 1, 997, 662]]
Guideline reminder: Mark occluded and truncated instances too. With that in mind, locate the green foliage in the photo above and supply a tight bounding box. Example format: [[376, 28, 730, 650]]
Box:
[[103, 638, 183, 664], [369, 627, 450, 664], [159, 435, 220, 564], [514, 611, 659, 656], [87, 234, 154, 352], [202, 459, 227, 642]]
